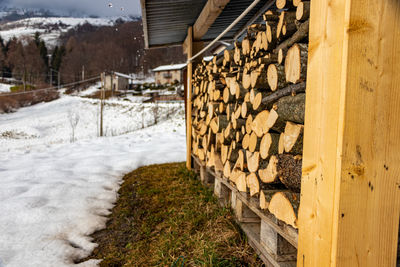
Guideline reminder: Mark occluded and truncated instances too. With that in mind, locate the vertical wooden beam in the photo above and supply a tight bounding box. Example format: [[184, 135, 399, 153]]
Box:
[[298, 0, 400, 266], [186, 26, 193, 170], [185, 27, 204, 170]]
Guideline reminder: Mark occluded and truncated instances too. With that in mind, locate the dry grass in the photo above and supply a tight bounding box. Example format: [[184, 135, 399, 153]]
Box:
[[0, 90, 59, 113], [83, 163, 263, 266]]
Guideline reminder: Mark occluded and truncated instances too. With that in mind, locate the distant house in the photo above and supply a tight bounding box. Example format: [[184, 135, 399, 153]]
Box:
[[101, 72, 132, 91], [152, 63, 186, 85]]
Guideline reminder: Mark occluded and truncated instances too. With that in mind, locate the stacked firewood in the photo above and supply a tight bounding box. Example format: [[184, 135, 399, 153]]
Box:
[[191, 1, 310, 229]]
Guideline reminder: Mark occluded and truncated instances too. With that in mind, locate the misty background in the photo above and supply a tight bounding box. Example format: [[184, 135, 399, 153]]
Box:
[[0, 0, 141, 17]]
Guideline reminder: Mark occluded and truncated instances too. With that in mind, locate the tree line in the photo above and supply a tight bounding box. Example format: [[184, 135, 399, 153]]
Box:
[[0, 19, 186, 88]]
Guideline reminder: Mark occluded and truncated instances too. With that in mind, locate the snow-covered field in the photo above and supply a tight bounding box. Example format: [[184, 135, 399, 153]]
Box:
[[0, 83, 12, 93], [0, 17, 123, 47], [0, 93, 186, 266]]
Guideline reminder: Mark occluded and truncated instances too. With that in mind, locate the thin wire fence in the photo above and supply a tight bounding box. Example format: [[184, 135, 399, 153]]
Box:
[[0, 76, 101, 97]]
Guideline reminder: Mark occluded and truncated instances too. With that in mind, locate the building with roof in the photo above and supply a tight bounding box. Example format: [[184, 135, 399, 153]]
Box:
[[152, 63, 186, 85]]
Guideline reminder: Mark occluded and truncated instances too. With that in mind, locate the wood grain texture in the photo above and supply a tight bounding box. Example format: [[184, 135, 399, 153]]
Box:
[[297, 0, 400, 266]]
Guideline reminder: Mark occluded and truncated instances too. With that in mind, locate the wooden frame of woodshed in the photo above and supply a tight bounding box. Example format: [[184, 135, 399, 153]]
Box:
[[142, 0, 400, 265]]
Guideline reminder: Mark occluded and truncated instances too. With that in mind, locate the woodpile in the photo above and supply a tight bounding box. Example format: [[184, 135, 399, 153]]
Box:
[[191, 1, 310, 229]]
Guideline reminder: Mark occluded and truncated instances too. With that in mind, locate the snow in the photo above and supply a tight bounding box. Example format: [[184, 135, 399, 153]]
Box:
[[0, 94, 186, 266], [152, 63, 186, 72], [0, 83, 12, 93], [0, 17, 120, 47], [152, 56, 213, 72], [77, 82, 101, 97]]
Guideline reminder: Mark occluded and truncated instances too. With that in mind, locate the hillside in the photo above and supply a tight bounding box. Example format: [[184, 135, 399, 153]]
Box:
[[0, 16, 136, 48]]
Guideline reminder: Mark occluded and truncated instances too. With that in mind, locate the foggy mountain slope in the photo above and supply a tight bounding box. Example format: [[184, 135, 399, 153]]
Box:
[[0, 16, 138, 47]]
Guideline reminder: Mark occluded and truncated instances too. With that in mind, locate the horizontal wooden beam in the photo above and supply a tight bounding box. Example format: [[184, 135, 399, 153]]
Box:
[[193, 0, 231, 41]]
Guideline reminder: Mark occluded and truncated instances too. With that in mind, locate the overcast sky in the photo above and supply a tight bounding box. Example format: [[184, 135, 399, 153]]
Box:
[[3, 0, 141, 17]]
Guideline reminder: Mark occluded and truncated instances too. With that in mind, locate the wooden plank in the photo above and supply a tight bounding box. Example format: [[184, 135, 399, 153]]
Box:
[[297, 0, 400, 266], [241, 223, 296, 267], [186, 27, 193, 170], [260, 220, 297, 262], [139, 0, 149, 49], [193, 0, 231, 40], [209, 167, 299, 248]]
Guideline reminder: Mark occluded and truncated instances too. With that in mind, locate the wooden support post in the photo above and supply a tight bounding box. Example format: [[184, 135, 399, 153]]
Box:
[[214, 177, 230, 207], [233, 192, 260, 223], [297, 1, 400, 266], [186, 27, 193, 170], [260, 220, 297, 262], [185, 27, 204, 170]]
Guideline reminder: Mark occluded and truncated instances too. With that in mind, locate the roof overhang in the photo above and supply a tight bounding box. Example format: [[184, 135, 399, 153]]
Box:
[[140, 0, 275, 49]]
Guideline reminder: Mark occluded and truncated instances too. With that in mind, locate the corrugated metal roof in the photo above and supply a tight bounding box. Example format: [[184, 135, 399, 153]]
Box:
[[141, 0, 207, 48], [202, 0, 268, 41], [141, 0, 274, 48]]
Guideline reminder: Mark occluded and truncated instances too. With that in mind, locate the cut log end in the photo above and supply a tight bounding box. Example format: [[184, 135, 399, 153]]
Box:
[[246, 173, 260, 197], [268, 192, 300, 228], [258, 155, 278, 183]]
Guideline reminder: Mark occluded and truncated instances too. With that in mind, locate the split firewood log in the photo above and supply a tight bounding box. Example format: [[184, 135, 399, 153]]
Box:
[[258, 155, 279, 183], [275, 20, 309, 55], [266, 93, 305, 132], [246, 150, 261, 173], [210, 115, 229, 134], [261, 82, 306, 108], [263, 10, 280, 22], [223, 160, 232, 178], [282, 122, 304, 155], [242, 38, 253, 56], [245, 115, 253, 134], [248, 132, 262, 152], [250, 65, 269, 89], [252, 110, 270, 137], [276, 154, 302, 192], [260, 189, 281, 210], [285, 43, 308, 84], [242, 67, 252, 89], [267, 63, 288, 91], [241, 102, 251, 118], [296, 1, 310, 21], [234, 149, 246, 171], [268, 191, 300, 228], [293, 0, 302, 6], [242, 133, 250, 149], [276, 0, 294, 9], [266, 21, 278, 47], [260, 133, 280, 159], [224, 49, 235, 62], [246, 172, 260, 196], [236, 171, 247, 192], [277, 11, 297, 40]]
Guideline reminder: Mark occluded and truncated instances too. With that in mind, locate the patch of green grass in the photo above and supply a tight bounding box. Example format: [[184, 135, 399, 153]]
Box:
[[10, 85, 36, 92], [83, 163, 262, 266]]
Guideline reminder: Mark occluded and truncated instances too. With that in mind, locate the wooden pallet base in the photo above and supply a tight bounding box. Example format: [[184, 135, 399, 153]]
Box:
[[191, 155, 298, 267]]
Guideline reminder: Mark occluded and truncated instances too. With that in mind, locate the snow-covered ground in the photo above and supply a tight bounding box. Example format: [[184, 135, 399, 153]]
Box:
[[0, 94, 186, 266], [0, 83, 12, 93], [0, 17, 123, 47]]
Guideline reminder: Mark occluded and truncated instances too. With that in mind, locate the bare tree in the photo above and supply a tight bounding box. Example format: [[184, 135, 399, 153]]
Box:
[[68, 110, 80, 142]]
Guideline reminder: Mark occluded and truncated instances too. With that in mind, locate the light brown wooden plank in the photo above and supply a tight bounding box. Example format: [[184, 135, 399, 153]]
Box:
[[297, 0, 400, 266], [193, 0, 230, 40]]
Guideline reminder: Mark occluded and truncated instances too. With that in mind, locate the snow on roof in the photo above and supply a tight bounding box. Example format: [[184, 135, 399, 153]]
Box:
[[152, 63, 187, 72], [114, 72, 134, 79], [152, 57, 214, 73]]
